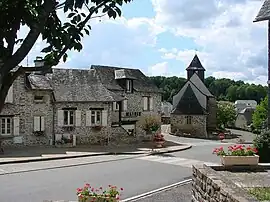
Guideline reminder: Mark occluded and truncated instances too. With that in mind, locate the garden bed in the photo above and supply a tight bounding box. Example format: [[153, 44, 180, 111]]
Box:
[[248, 187, 270, 201]]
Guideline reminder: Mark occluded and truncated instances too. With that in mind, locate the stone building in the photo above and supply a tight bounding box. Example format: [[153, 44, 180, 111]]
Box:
[[171, 54, 217, 137], [235, 107, 255, 130], [0, 60, 161, 147]]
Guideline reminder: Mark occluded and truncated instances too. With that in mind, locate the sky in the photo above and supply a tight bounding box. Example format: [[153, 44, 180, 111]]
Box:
[[20, 0, 269, 85]]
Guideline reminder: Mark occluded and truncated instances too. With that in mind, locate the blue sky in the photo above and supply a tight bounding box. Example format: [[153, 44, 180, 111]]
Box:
[[22, 0, 268, 85]]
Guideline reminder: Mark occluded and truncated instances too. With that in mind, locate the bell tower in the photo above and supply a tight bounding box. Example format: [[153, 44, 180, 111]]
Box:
[[186, 54, 205, 82]]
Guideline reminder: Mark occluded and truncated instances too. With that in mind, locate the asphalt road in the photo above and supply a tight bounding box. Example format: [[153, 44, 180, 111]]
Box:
[[0, 137, 233, 202]]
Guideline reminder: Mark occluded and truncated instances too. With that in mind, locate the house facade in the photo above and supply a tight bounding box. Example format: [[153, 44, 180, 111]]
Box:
[[235, 107, 255, 130], [0, 62, 161, 147], [171, 55, 217, 137]]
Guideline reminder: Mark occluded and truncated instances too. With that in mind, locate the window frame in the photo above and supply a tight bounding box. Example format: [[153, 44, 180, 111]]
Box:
[[1, 117, 11, 136], [143, 96, 151, 111], [185, 116, 192, 125], [63, 110, 75, 126], [126, 79, 132, 93], [91, 110, 102, 126], [34, 95, 44, 102]]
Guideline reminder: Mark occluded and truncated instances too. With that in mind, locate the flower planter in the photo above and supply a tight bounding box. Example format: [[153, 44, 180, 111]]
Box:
[[220, 155, 259, 166], [78, 196, 118, 202], [155, 140, 165, 148]]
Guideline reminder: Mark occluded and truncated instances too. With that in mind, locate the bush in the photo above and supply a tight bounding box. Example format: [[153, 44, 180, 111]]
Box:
[[253, 130, 270, 163], [137, 114, 161, 133]]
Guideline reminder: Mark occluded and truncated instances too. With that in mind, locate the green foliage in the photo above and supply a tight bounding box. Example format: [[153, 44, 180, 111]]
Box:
[[216, 101, 236, 129], [253, 130, 270, 163], [252, 96, 268, 130], [149, 76, 267, 103]]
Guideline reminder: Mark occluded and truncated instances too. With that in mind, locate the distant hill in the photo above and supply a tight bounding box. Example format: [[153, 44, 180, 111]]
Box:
[[148, 76, 267, 104]]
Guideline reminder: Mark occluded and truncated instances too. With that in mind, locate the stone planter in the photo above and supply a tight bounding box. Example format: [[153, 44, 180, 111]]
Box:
[[220, 155, 259, 166], [78, 196, 118, 202]]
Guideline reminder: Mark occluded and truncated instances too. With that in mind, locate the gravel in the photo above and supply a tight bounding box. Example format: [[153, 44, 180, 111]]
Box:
[[132, 182, 192, 202]]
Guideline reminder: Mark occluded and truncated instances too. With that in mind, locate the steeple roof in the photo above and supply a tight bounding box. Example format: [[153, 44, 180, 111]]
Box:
[[186, 54, 205, 71]]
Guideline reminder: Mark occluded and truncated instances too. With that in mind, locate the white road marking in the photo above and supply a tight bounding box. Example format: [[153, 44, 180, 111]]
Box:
[[137, 155, 213, 168]]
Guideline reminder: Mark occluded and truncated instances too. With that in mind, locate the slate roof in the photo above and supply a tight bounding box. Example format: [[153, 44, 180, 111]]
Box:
[[238, 107, 255, 125], [50, 68, 124, 102], [91, 65, 161, 93], [186, 54, 205, 71], [172, 84, 206, 115], [27, 74, 53, 90], [254, 0, 270, 22], [172, 73, 213, 114]]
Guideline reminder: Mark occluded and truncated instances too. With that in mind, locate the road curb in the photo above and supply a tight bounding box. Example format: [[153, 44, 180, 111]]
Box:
[[121, 179, 192, 202], [0, 144, 192, 165]]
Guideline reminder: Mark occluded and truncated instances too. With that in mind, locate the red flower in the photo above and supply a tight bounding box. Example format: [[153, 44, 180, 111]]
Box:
[[100, 186, 103, 190], [85, 183, 90, 188], [77, 188, 82, 192], [91, 188, 95, 192], [120, 188, 124, 191]]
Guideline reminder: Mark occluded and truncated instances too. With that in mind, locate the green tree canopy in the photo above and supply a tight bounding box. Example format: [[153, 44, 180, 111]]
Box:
[[0, 0, 132, 111], [252, 96, 268, 130], [216, 101, 236, 129]]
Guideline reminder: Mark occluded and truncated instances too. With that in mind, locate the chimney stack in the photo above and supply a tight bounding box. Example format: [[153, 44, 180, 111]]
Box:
[[34, 56, 44, 67]]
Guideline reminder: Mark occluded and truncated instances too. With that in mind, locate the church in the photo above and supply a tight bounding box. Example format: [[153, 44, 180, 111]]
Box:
[[171, 54, 217, 137]]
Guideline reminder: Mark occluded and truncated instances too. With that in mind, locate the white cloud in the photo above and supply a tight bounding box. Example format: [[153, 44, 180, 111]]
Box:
[[149, 62, 168, 76], [150, 0, 268, 84]]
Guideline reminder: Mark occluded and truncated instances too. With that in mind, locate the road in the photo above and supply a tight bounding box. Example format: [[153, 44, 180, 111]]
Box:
[[0, 135, 232, 202]]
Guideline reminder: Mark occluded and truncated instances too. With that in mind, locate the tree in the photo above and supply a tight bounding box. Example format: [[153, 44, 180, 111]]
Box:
[[216, 101, 236, 129], [252, 96, 268, 130], [0, 0, 132, 112]]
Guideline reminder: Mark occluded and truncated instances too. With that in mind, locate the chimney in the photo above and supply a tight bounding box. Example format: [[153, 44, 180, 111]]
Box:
[[34, 56, 44, 67]]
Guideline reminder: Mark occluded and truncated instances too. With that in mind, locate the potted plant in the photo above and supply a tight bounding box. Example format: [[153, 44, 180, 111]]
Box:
[[76, 183, 123, 202], [153, 133, 165, 148], [213, 145, 259, 166], [137, 115, 161, 135]]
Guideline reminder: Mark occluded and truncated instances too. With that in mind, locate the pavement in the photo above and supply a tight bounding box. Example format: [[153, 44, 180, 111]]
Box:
[[0, 125, 257, 202]]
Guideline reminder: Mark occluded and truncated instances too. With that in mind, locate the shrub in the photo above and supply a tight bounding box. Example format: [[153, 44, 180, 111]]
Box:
[[253, 130, 270, 163], [137, 114, 161, 133]]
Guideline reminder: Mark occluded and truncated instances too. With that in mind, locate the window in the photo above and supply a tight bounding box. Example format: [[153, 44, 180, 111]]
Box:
[[185, 116, 192, 125], [126, 80, 132, 93], [64, 110, 74, 126], [113, 102, 119, 111], [34, 116, 45, 131], [91, 110, 102, 125], [1, 118, 11, 135], [143, 96, 152, 111], [34, 95, 44, 102]]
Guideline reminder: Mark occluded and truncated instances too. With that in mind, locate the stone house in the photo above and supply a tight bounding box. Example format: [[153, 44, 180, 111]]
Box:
[[235, 100, 257, 113], [235, 107, 255, 130], [0, 61, 161, 147], [161, 101, 173, 124], [171, 54, 217, 137]]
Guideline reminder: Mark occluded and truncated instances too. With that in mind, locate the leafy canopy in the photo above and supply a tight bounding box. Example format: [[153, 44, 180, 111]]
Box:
[[216, 101, 236, 129], [252, 96, 268, 130], [0, 0, 132, 109]]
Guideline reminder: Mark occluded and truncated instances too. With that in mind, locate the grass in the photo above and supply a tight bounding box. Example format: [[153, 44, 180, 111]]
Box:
[[248, 187, 270, 201]]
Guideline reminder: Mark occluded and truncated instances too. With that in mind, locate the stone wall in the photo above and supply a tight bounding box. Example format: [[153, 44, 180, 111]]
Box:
[[111, 91, 162, 123], [207, 97, 217, 131], [171, 115, 207, 137], [1, 75, 53, 147], [192, 165, 259, 202]]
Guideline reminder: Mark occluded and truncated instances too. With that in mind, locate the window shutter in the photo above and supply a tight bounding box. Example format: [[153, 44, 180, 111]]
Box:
[[41, 116, 45, 131], [57, 110, 64, 126], [13, 116, 20, 136], [86, 110, 92, 126], [5, 85, 13, 103], [102, 110, 108, 126], [143, 97, 148, 111], [123, 100, 127, 111], [75, 110, 81, 126], [150, 97, 153, 111], [34, 116, 40, 132], [113, 102, 117, 111]]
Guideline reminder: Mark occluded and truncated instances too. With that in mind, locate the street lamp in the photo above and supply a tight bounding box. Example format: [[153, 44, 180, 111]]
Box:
[[254, 0, 270, 129]]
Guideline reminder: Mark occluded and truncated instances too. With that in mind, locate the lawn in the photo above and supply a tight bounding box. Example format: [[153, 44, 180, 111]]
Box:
[[248, 187, 270, 201]]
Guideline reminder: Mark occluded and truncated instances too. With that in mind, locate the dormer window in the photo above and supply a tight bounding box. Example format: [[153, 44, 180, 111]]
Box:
[[34, 95, 44, 103], [126, 79, 132, 93]]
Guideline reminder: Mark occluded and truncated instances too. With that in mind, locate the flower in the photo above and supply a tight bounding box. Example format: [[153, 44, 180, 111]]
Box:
[[213, 144, 258, 156], [76, 183, 124, 201]]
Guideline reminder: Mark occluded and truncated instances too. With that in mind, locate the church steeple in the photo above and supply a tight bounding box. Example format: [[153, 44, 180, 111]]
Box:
[[186, 54, 205, 82]]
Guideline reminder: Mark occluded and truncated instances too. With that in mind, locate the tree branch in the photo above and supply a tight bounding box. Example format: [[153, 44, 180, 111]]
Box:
[[55, 0, 111, 62], [1, 0, 57, 74]]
